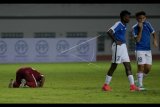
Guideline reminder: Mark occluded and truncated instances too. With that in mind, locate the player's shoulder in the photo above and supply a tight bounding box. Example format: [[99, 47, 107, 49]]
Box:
[[132, 23, 138, 29], [144, 21, 150, 24], [114, 21, 121, 25], [144, 21, 153, 26], [112, 21, 122, 28]]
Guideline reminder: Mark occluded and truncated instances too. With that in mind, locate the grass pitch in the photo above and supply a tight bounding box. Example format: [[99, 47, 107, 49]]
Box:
[[0, 61, 160, 104]]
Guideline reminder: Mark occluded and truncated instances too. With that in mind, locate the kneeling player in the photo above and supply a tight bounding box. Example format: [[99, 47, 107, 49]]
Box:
[[9, 67, 45, 88]]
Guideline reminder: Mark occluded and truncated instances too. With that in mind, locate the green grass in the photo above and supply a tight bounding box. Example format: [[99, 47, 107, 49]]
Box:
[[0, 61, 160, 104]]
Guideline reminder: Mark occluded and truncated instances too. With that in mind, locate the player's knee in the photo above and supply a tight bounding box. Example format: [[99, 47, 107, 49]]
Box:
[[138, 65, 144, 71], [126, 70, 132, 76], [125, 66, 132, 76], [144, 68, 150, 74], [125, 65, 131, 71]]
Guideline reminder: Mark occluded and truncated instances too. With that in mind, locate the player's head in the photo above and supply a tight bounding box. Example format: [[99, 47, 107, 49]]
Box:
[[37, 74, 45, 87], [135, 11, 146, 23], [120, 10, 131, 23]]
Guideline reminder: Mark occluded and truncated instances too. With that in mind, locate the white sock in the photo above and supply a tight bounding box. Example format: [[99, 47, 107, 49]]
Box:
[[105, 75, 112, 85], [137, 72, 143, 87], [128, 75, 134, 85]]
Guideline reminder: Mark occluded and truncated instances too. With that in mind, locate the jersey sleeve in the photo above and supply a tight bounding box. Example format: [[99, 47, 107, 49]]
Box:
[[132, 26, 138, 37], [108, 22, 121, 34], [147, 22, 155, 34]]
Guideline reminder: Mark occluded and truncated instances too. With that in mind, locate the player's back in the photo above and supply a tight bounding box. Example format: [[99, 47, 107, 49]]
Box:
[[17, 67, 41, 80], [25, 67, 42, 81], [17, 67, 32, 73]]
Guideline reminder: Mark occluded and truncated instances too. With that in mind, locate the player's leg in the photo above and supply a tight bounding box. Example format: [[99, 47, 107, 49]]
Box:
[[122, 44, 139, 91], [12, 70, 23, 88], [107, 63, 118, 76], [8, 79, 16, 88], [123, 62, 135, 84], [144, 51, 152, 75], [102, 42, 119, 91], [123, 62, 132, 76], [123, 62, 139, 91], [144, 64, 151, 74], [105, 63, 118, 84], [121, 44, 134, 83], [136, 51, 152, 90], [135, 51, 147, 89], [107, 42, 121, 76], [137, 64, 145, 87], [102, 63, 118, 91], [9, 78, 21, 88]]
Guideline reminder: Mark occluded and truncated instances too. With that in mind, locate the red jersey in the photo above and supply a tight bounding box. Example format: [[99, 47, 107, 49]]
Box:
[[13, 67, 43, 88]]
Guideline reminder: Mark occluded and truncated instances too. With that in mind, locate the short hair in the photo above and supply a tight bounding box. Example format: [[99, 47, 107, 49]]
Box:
[[135, 11, 146, 17], [120, 10, 131, 19]]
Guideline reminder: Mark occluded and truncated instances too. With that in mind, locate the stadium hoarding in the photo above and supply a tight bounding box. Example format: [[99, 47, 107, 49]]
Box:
[[0, 38, 96, 63]]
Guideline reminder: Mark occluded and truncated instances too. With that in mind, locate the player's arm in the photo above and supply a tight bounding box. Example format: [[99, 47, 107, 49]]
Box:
[[148, 22, 158, 48], [107, 29, 122, 45], [135, 22, 143, 42], [152, 32, 158, 48]]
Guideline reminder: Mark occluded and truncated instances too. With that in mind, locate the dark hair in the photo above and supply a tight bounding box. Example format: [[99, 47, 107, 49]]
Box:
[[135, 11, 146, 17], [120, 10, 131, 19]]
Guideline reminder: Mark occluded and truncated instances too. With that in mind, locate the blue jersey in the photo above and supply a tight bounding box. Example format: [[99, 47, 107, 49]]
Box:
[[132, 21, 155, 51], [109, 21, 127, 43]]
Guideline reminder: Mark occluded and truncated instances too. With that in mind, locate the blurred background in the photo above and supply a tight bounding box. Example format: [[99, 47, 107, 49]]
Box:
[[0, 4, 159, 63]]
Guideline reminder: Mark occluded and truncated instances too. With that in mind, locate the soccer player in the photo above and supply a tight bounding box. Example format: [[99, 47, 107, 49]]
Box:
[[102, 10, 139, 91], [8, 67, 45, 88], [132, 11, 158, 89]]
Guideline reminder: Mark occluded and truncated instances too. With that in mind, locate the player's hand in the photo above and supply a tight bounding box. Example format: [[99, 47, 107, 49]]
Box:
[[138, 22, 143, 28], [153, 40, 158, 48], [116, 41, 122, 45]]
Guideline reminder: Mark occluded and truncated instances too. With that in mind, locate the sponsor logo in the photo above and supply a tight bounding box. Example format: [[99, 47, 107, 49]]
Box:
[[0, 41, 7, 55], [76, 40, 89, 54], [15, 40, 28, 55], [36, 40, 49, 55], [56, 40, 69, 54]]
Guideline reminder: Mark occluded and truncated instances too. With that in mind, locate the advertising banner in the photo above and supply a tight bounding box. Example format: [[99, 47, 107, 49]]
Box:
[[0, 38, 96, 63]]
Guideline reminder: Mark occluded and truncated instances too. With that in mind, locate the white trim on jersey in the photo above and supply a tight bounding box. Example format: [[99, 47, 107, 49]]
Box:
[[151, 30, 155, 34], [109, 21, 123, 33], [32, 74, 38, 87], [132, 23, 138, 29], [109, 22, 119, 33], [147, 21, 155, 34], [132, 23, 138, 37]]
